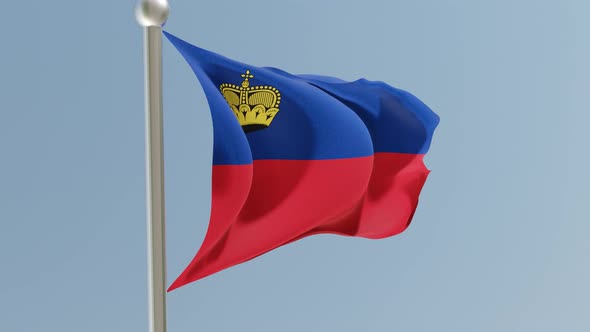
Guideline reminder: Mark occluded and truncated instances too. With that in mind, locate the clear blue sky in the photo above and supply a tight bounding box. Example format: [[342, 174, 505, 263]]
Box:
[[1, 0, 589, 331]]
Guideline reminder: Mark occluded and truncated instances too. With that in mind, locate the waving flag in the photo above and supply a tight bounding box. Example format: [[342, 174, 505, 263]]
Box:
[[164, 31, 439, 290]]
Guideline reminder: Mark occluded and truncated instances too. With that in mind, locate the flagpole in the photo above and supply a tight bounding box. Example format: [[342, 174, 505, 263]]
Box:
[[135, 1, 170, 332]]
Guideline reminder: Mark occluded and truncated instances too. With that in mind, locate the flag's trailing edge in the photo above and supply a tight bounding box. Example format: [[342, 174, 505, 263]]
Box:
[[164, 31, 439, 291]]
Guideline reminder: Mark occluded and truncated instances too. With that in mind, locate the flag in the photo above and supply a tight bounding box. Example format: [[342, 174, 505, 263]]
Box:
[[164, 31, 439, 291]]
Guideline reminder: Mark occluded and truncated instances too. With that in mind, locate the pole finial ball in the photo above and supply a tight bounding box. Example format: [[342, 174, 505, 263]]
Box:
[[135, 0, 169, 27]]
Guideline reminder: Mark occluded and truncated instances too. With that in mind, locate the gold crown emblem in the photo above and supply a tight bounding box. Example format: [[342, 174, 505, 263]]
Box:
[[220, 70, 281, 132]]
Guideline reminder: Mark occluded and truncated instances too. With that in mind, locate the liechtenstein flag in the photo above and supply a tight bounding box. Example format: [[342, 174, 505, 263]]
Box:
[[164, 31, 439, 291]]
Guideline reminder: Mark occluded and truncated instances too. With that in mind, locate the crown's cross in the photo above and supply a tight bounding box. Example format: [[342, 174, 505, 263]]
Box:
[[240, 70, 254, 88]]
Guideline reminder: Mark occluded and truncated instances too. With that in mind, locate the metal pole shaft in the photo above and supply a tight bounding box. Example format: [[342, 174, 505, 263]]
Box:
[[144, 25, 167, 332], [135, 1, 170, 332]]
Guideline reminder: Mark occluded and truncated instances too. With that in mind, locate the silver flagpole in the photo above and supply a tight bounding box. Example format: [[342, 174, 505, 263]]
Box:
[[135, 1, 170, 332]]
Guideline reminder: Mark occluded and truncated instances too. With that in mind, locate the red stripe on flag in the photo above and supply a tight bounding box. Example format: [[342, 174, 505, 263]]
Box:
[[168, 153, 429, 290]]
